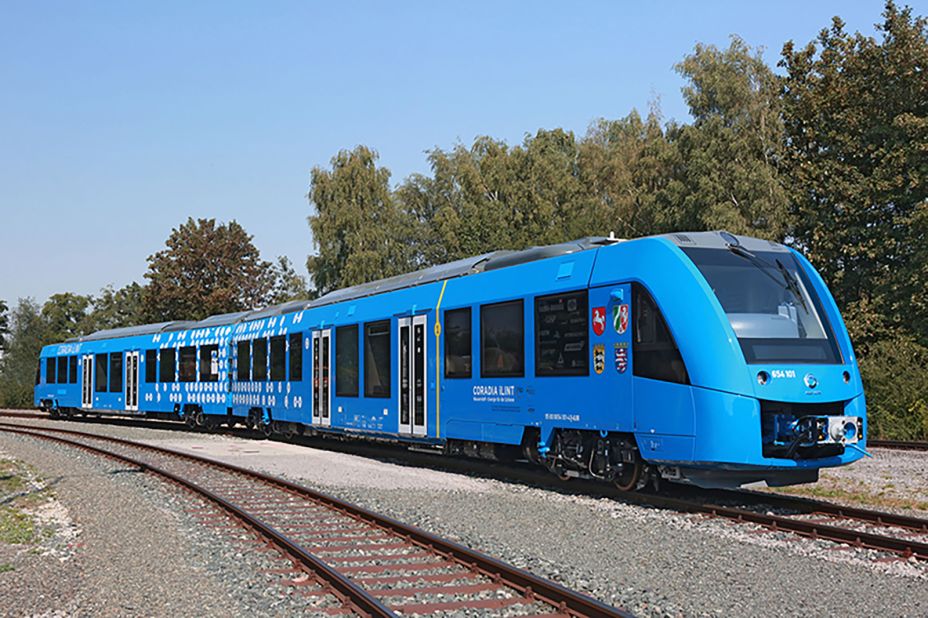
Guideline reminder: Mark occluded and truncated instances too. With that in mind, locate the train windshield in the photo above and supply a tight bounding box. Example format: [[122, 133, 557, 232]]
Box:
[[683, 247, 842, 364]]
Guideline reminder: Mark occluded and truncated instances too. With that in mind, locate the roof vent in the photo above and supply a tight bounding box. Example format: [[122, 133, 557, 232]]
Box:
[[674, 234, 694, 244]]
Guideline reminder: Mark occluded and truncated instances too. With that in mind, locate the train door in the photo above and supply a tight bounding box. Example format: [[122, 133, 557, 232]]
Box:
[[125, 351, 140, 412], [311, 330, 332, 427], [588, 283, 634, 430], [81, 354, 93, 409], [397, 315, 427, 436]]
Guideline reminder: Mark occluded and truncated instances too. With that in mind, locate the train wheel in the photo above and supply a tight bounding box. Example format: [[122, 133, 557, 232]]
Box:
[[613, 458, 642, 492], [259, 422, 273, 439]]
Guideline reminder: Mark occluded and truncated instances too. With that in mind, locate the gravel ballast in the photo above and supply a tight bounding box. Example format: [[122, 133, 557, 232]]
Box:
[[2, 413, 926, 617]]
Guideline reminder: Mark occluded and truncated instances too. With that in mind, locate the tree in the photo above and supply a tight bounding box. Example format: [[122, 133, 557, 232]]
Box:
[[307, 146, 412, 295], [671, 36, 789, 238], [780, 1, 928, 345], [82, 283, 145, 334], [41, 293, 92, 342], [0, 299, 48, 408], [143, 218, 278, 322], [269, 256, 313, 303]]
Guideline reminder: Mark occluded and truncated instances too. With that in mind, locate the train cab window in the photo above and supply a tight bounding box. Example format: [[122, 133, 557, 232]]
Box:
[[270, 336, 286, 381], [95, 354, 108, 392], [444, 308, 472, 378], [109, 352, 123, 392], [364, 321, 390, 398], [253, 338, 268, 381], [236, 341, 251, 381], [35, 362, 41, 386], [160, 348, 176, 383], [535, 291, 588, 376], [632, 283, 689, 384], [46, 358, 56, 384], [480, 300, 524, 378], [56, 356, 68, 384], [336, 325, 359, 396], [289, 333, 303, 381], [69, 356, 78, 383], [145, 350, 157, 383], [199, 344, 219, 382], [179, 346, 197, 382]]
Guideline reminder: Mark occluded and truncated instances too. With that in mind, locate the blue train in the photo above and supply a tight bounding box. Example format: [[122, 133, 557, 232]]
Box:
[[34, 231, 867, 489]]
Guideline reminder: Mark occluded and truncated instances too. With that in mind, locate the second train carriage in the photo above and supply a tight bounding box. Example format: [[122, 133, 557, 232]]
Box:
[[34, 231, 868, 489]]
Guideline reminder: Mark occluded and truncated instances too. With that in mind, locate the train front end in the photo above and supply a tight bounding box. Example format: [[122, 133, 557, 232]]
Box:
[[627, 232, 866, 488]]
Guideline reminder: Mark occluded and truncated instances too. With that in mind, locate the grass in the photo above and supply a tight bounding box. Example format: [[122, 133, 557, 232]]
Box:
[[0, 563, 13, 573], [773, 483, 928, 513], [0, 506, 37, 545]]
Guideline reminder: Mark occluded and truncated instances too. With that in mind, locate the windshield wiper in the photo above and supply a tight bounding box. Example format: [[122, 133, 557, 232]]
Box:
[[725, 245, 808, 312]]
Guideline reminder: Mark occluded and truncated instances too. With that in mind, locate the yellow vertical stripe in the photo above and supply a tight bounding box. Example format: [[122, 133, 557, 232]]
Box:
[[434, 279, 448, 438]]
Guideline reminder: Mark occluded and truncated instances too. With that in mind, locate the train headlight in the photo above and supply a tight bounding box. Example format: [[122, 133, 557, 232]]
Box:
[[843, 371, 851, 384], [757, 371, 769, 385]]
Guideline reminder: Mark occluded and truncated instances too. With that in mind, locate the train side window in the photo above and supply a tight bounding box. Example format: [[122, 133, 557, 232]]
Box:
[[480, 300, 524, 378], [95, 353, 108, 392], [444, 308, 472, 378], [364, 321, 390, 398], [535, 290, 588, 377], [199, 344, 219, 382], [35, 362, 41, 386], [632, 283, 689, 384], [236, 341, 251, 381], [69, 356, 78, 384], [179, 346, 197, 382], [253, 338, 268, 381], [145, 350, 157, 383], [46, 358, 56, 384], [160, 348, 176, 383], [270, 336, 286, 381], [109, 352, 123, 392], [288, 333, 303, 381], [56, 356, 67, 384], [336, 324, 359, 396]]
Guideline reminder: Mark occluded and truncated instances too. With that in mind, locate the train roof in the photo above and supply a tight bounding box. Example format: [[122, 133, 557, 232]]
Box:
[[65, 235, 625, 343]]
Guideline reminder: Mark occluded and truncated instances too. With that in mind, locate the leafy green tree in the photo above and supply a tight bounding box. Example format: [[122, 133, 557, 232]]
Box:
[[82, 283, 145, 333], [143, 218, 277, 322], [858, 334, 928, 439], [307, 146, 412, 294], [41, 293, 92, 342], [780, 1, 928, 344], [270, 256, 313, 303], [671, 36, 789, 238], [0, 299, 48, 408]]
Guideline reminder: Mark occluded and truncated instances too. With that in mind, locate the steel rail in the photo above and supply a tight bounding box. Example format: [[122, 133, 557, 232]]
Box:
[[0, 424, 393, 618], [0, 421, 631, 618], [869, 439, 928, 452]]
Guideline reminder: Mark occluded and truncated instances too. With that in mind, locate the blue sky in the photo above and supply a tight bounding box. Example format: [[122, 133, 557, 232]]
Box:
[[2, 1, 924, 305]]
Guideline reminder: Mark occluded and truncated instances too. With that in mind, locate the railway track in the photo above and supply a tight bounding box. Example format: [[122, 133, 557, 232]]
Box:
[[0, 421, 629, 618], [4, 410, 928, 564], [869, 438, 928, 451]]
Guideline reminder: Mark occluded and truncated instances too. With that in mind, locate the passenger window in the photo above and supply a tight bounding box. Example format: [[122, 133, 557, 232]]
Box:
[[46, 358, 56, 384], [444, 308, 472, 378], [95, 353, 108, 392], [288, 333, 303, 381], [535, 290, 588, 376], [336, 325, 359, 396], [480, 300, 524, 378], [632, 283, 689, 384], [69, 356, 78, 384], [199, 344, 219, 382], [56, 356, 68, 384], [159, 348, 176, 383], [145, 350, 157, 383], [364, 321, 391, 397], [253, 338, 268, 381], [179, 346, 197, 382], [109, 352, 123, 392], [236, 341, 251, 381], [270, 336, 286, 381]]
